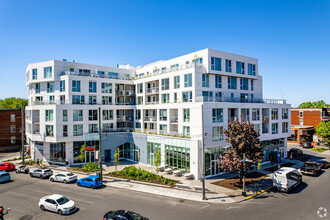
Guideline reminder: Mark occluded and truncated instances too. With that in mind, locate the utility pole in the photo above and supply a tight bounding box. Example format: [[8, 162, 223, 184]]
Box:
[[201, 104, 207, 200], [242, 153, 246, 196], [98, 107, 103, 181], [21, 103, 25, 166]]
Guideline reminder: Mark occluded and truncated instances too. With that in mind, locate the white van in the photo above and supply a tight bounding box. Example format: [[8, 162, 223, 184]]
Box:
[[273, 167, 302, 192]]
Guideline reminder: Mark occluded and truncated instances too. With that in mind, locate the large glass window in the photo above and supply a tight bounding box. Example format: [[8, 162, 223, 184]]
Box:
[[226, 59, 232, 72], [45, 125, 54, 137], [89, 124, 98, 133], [73, 141, 84, 163], [236, 61, 245, 74], [248, 64, 256, 75], [161, 78, 169, 90], [212, 126, 224, 141], [102, 110, 113, 120], [215, 75, 222, 88], [47, 82, 54, 93], [73, 125, 83, 136], [63, 110, 68, 122], [45, 110, 53, 122], [72, 95, 85, 104], [228, 77, 237, 89], [159, 109, 167, 121], [50, 143, 66, 163], [184, 73, 192, 87], [212, 108, 223, 123], [161, 94, 169, 103], [135, 109, 141, 120], [137, 83, 143, 94], [73, 110, 83, 121], [182, 91, 192, 102], [183, 109, 190, 122], [35, 83, 40, 94], [174, 76, 180, 89], [44, 67, 52, 78], [103, 123, 114, 132], [272, 123, 278, 134], [170, 64, 179, 71], [183, 126, 190, 137], [108, 72, 118, 79], [60, 80, 65, 92], [89, 110, 98, 121], [282, 122, 288, 133], [252, 108, 260, 121], [282, 108, 288, 119], [159, 124, 167, 134], [72, 80, 81, 92], [137, 96, 143, 105], [271, 108, 278, 120], [102, 96, 112, 105], [89, 95, 97, 105], [241, 108, 250, 121], [211, 57, 221, 71], [33, 69, 37, 80], [63, 125, 68, 137], [202, 74, 209, 87], [165, 145, 190, 172], [101, 83, 112, 93], [147, 142, 161, 166], [202, 91, 213, 102], [89, 81, 97, 93], [240, 78, 248, 90]]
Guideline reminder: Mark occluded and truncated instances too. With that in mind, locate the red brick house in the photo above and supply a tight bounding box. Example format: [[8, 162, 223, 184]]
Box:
[[0, 109, 24, 152]]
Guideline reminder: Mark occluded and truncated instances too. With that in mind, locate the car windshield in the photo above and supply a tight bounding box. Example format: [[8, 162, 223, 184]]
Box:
[[44, 169, 51, 172], [66, 173, 75, 176], [56, 196, 70, 205]]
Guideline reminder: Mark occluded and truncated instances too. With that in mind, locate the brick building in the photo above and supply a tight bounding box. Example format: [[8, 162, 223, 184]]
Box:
[[289, 108, 330, 144], [0, 109, 24, 152]]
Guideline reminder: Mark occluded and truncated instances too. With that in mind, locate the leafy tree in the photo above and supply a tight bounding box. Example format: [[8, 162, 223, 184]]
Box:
[[79, 145, 85, 162], [298, 100, 330, 108], [154, 149, 161, 173], [0, 97, 28, 109], [219, 119, 263, 172], [316, 121, 330, 145], [114, 148, 120, 171]]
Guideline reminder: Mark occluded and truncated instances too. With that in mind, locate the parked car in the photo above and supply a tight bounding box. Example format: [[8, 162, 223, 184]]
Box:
[[39, 194, 76, 215], [30, 169, 53, 179], [103, 210, 149, 220], [302, 142, 312, 148], [0, 171, 11, 183], [300, 161, 322, 176], [288, 148, 303, 157], [273, 167, 302, 192], [49, 172, 77, 184], [0, 162, 16, 172], [317, 160, 330, 169], [16, 165, 29, 174], [76, 176, 102, 189]]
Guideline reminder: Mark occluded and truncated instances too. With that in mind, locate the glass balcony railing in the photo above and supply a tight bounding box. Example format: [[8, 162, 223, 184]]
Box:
[[195, 96, 286, 104]]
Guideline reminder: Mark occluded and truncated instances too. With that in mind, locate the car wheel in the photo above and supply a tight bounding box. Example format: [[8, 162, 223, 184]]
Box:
[[40, 205, 45, 211], [16, 170, 19, 174], [30, 173, 33, 177], [58, 209, 63, 215], [77, 182, 81, 186], [91, 184, 95, 189], [50, 178, 54, 182], [63, 180, 67, 184]]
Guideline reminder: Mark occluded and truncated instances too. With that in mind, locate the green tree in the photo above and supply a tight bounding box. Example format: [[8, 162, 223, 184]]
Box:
[[316, 121, 330, 145], [298, 100, 330, 108], [0, 97, 28, 109], [79, 145, 85, 162], [154, 149, 161, 173], [114, 148, 120, 171]]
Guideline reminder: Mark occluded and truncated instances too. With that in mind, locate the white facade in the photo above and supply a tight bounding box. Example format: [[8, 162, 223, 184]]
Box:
[[25, 48, 291, 179]]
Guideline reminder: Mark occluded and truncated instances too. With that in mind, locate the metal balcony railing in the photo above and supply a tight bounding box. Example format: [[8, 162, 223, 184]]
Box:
[[144, 116, 157, 122], [146, 88, 159, 94]]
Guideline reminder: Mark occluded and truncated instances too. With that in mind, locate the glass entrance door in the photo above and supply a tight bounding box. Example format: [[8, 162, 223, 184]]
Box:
[[134, 149, 139, 162], [150, 153, 154, 166], [85, 151, 95, 163]]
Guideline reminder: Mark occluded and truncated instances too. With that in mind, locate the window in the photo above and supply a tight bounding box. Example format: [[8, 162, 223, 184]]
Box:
[[254, 124, 260, 132], [182, 91, 192, 102], [248, 64, 256, 76], [137, 96, 143, 105], [212, 109, 223, 123], [282, 108, 288, 119], [251, 80, 254, 91], [72, 80, 81, 92], [161, 94, 169, 103], [215, 92, 222, 102], [215, 75, 222, 88], [44, 67, 52, 78], [272, 123, 278, 134], [46, 125, 54, 137], [183, 126, 190, 137], [299, 111, 303, 117], [159, 124, 167, 133], [89, 95, 97, 105], [240, 78, 248, 90], [45, 110, 53, 122], [159, 109, 167, 121], [170, 64, 179, 71], [98, 71, 105, 77], [102, 96, 112, 105], [10, 114, 15, 122], [73, 125, 83, 136], [73, 110, 83, 121], [202, 91, 213, 102], [103, 123, 114, 132], [211, 57, 221, 71], [236, 61, 245, 74], [161, 67, 167, 73], [63, 110, 68, 122], [193, 57, 203, 64], [101, 83, 112, 93], [89, 124, 98, 133], [47, 82, 54, 93], [60, 94, 65, 104], [79, 69, 91, 76], [137, 83, 143, 94], [60, 80, 65, 92], [212, 126, 224, 141], [241, 108, 250, 121], [174, 76, 180, 89], [153, 68, 159, 74], [72, 95, 85, 104], [183, 109, 190, 122], [161, 78, 169, 90], [108, 72, 118, 79], [89, 110, 98, 121], [11, 136, 16, 143], [228, 77, 237, 89], [184, 73, 192, 87], [102, 110, 113, 120], [226, 59, 232, 72], [11, 125, 16, 133], [299, 120, 303, 125], [135, 110, 141, 120], [252, 108, 260, 121], [89, 81, 97, 93], [49, 95, 55, 104], [282, 122, 288, 133], [202, 74, 209, 87], [35, 83, 40, 94], [63, 125, 68, 137], [32, 69, 37, 80], [240, 93, 248, 102], [271, 108, 278, 120], [174, 93, 178, 103]]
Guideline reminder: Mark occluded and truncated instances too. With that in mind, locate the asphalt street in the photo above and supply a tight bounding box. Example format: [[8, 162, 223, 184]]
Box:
[[1, 146, 330, 220]]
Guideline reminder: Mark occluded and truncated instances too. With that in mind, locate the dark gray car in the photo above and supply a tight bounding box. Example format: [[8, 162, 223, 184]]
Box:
[[30, 169, 53, 179]]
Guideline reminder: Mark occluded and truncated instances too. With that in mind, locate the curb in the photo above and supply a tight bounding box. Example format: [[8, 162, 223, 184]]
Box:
[[244, 186, 273, 200]]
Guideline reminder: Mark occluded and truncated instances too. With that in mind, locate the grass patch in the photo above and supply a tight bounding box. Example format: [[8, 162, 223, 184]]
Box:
[[7, 156, 30, 161], [19, 160, 37, 165], [70, 163, 104, 173], [312, 147, 328, 153], [107, 166, 177, 186]]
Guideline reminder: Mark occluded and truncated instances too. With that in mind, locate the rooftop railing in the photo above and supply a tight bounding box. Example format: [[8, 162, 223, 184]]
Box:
[[195, 96, 286, 104], [61, 71, 132, 80]]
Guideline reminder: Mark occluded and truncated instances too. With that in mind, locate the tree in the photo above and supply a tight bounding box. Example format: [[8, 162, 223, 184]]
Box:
[[114, 148, 120, 171], [316, 121, 330, 145], [298, 100, 330, 108], [0, 97, 28, 109], [79, 145, 85, 162], [219, 119, 263, 173], [154, 149, 161, 173]]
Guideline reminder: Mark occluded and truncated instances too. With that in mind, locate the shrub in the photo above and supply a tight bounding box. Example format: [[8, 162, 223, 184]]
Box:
[[82, 163, 101, 172]]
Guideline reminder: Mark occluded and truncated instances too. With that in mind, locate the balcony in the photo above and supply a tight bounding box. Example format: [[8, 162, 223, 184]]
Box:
[[61, 71, 131, 80], [144, 116, 157, 122], [146, 87, 159, 94], [146, 101, 159, 105], [170, 118, 178, 124], [195, 96, 286, 104], [117, 115, 133, 122], [125, 90, 135, 96], [31, 100, 69, 105], [115, 102, 135, 105]]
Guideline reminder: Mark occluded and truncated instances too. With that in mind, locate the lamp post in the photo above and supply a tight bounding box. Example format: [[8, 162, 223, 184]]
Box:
[[98, 107, 103, 181], [201, 104, 207, 200], [21, 103, 25, 166]]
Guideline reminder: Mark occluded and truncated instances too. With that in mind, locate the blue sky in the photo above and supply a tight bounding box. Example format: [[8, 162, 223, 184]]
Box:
[[0, 0, 329, 107]]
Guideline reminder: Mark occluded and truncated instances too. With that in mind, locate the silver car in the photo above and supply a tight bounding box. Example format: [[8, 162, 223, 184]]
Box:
[[30, 169, 53, 179], [49, 172, 77, 184]]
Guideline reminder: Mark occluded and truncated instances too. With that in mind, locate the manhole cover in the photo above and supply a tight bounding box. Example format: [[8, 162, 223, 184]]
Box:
[[19, 215, 33, 220]]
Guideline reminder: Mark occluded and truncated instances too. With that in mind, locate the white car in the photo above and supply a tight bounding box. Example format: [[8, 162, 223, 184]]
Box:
[[39, 194, 76, 215], [49, 172, 77, 184]]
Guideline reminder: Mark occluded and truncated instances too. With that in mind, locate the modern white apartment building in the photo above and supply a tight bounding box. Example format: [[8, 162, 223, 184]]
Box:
[[25, 49, 291, 179]]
